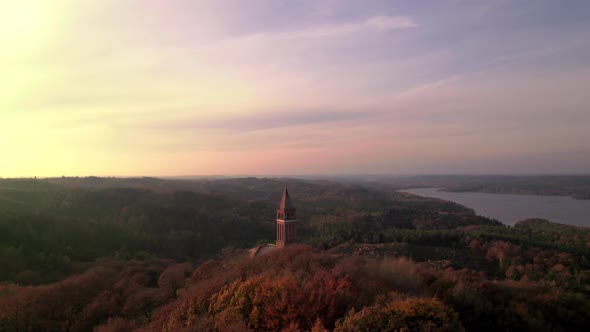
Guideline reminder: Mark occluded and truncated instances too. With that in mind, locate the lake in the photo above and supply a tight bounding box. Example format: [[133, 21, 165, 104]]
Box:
[[401, 188, 590, 227]]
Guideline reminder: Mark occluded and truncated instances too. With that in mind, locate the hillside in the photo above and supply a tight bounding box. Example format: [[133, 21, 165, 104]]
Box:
[[0, 177, 589, 331]]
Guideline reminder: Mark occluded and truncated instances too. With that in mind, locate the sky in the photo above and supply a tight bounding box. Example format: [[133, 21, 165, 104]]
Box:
[[1, 0, 590, 177]]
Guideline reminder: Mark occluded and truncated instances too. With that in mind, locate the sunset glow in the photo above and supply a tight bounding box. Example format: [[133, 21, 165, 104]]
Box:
[[2, 0, 590, 177]]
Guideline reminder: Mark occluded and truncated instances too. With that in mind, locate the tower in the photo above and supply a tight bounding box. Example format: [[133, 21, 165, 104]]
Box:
[[276, 186, 296, 248]]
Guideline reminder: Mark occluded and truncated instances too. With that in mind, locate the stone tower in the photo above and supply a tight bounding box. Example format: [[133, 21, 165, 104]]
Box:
[[276, 186, 296, 248]]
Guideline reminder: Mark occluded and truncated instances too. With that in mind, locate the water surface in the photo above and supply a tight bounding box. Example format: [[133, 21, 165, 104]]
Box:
[[401, 188, 590, 227]]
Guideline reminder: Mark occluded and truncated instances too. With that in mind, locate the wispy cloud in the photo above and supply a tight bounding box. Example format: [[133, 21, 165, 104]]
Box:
[[231, 15, 418, 42], [150, 109, 379, 132]]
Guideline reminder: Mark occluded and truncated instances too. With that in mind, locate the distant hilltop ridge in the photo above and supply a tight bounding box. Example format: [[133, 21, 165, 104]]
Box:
[[515, 218, 553, 227], [515, 218, 590, 229], [3, 174, 590, 199]]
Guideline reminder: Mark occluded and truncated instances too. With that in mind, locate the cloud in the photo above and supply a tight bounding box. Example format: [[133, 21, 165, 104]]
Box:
[[151, 109, 378, 132], [221, 15, 418, 43], [365, 15, 418, 30]]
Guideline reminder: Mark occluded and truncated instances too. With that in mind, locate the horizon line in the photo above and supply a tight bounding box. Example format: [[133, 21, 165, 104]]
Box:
[[3, 173, 590, 180]]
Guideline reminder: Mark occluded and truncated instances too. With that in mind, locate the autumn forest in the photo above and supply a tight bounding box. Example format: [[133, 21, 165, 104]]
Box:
[[0, 177, 589, 331]]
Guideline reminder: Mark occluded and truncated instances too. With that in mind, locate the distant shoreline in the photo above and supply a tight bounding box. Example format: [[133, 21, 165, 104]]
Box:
[[401, 187, 590, 227], [438, 187, 590, 200]]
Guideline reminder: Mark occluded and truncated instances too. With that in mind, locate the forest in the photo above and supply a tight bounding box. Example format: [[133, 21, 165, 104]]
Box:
[[0, 177, 589, 331]]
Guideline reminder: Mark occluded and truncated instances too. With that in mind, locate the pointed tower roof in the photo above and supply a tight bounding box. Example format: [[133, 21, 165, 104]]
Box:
[[279, 186, 294, 210]]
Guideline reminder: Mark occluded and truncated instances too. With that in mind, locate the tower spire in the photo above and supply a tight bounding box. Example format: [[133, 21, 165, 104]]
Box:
[[276, 185, 296, 248], [279, 185, 294, 210]]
